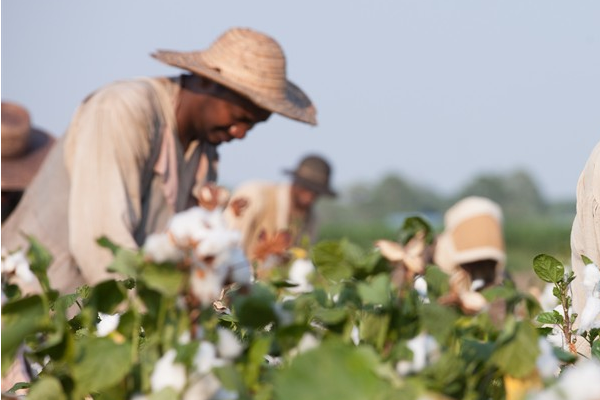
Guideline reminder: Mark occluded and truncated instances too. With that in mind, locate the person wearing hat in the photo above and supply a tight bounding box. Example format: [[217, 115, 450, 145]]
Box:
[[224, 154, 336, 272], [1, 102, 55, 223], [1, 27, 317, 295], [434, 196, 507, 291], [570, 140, 600, 356]]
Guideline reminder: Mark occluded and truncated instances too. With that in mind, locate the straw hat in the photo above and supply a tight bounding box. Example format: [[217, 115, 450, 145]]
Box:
[[152, 27, 317, 125], [2, 102, 55, 191], [434, 196, 506, 279], [284, 154, 336, 197]]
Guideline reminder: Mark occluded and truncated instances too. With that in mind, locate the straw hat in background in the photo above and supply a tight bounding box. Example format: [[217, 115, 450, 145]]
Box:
[[284, 154, 336, 197], [152, 27, 317, 126], [2, 102, 55, 191], [434, 196, 506, 284]]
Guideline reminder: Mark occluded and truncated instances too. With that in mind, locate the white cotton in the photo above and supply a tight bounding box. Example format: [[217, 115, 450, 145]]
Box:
[[536, 337, 561, 379], [471, 279, 485, 292], [396, 334, 439, 376], [179, 331, 191, 345], [168, 207, 209, 246], [96, 313, 120, 337], [545, 325, 566, 349], [289, 333, 320, 358], [182, 373, 222, 400], [151, 349, 187, 393], [2, 250, 31, 281], [287, 258, 315, 293], [212, 388, 239, 400], [217, 328, 243, 360], [539, 283, 559, 312], [143, 233, 184, 263], [190, 269, 225, 307], [414, 276, 429, 303], [583, 263, 600, 295], [577, 296, 600, 333], [351, 325, 360, 345], [129, 394, 149, 400], [194, 341, 226, 375], [553, 359, 600, 400]]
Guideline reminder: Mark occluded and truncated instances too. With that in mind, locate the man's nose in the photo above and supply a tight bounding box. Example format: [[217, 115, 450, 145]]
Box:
[[228, 124, 249, 139]]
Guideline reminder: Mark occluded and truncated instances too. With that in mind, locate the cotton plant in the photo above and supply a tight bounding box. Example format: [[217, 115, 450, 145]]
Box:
[[1, 247, 36, 285], [142, 205, 251, 308]]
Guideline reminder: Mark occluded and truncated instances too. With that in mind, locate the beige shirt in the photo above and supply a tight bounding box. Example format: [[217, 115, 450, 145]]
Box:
[[2, 77, 218, 295], [570, 141, 600, 354], [223, 181, 315, 259]]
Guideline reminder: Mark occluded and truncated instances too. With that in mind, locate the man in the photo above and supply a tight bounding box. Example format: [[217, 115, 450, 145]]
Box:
[[1, 102, 55, 223], [224, 154, 336, 275], [1, 27, 317, 295], [570, 141, 600, 356]]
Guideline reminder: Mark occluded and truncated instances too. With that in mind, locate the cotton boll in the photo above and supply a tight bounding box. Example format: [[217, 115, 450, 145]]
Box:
[[182, 373, 222, 400], [2, 250, 30, 276], [143, 233, 184, 263], [190, 269, 226, 307], [96, 313, 120, 337], [168, 207, 208, 246], [539, 283, 559, 312], [577, 296, 600, 333], [536, 337, 560, 379], [583, 263, 600, 295], [413, 276, 429, 303], [287, 258, 315, 293], [150, 349, 187, 393], [217, 328, 243, 360], [194, 341, 226, 375], [554, 360, 600, 400]]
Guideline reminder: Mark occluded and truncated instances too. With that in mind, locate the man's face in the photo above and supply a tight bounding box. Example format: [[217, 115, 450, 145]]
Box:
[[291, 184, 319, 212], [186, 80, 271, 146]]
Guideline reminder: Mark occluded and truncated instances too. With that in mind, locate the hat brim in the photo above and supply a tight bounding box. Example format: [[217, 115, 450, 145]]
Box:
[[2, 128, 55, 191], [284, 169, 337, 197], [152, 50, 317, 126]]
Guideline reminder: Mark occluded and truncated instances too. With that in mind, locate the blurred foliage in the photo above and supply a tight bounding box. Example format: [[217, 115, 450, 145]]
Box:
[[316, 169, 574, 274]]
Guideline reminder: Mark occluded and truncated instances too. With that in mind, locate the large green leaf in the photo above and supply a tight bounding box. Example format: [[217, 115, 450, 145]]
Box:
[[233, 283, 277, 329], [357, 273, 392, 307], [311, 240, 353, 281], [72, 337, 133, 395], [141, 263, 185, 297], [27, 376, 67, 400], [1, 295, 48, 372], [107, 247, 143, 279], [27, 235, 54, 291], [273, 339, 392, 400], [420, 304, 458, 343], [87, 280, 127, 314], [490, 321, 539, 378], [533, 254, 564, 284]]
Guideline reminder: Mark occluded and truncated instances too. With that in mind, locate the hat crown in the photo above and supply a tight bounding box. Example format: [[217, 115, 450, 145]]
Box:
[[1, 102, 31, 157], [200, 28, 287, 100], [295, 156, 331, 184]]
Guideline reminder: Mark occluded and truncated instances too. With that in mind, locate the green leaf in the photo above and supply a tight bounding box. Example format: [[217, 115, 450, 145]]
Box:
[[311, 240, 353, 281], [582, 255, 595, 266], [398, 216, 434, 245], [536, 310, 563, 325], [313, 307, 348, 326], [243, 335, 271, 389], [1, 295, 48, 372], [359, 312, 390, 350], [592, 340, 600, 361], [420, 303, 459, 343], [533, 254, 564, 284], [148, 387, 180, 400], [107, 247, 143, 279], [273, 339, 392, 400], [141, 263, 185, 297], [490, 321, 539, 378], [233, 283, 277, 329], [27, 376, 67, 400], [26, 235, 54, 291], [87, 280, 127, 314], [357, 274, 392, 307], [72, 337, 133, 395], [96, 235, 121, 255]]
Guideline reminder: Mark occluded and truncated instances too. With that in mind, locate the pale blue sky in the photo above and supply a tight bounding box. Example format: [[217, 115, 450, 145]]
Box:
[[2, 1, 599, 200]]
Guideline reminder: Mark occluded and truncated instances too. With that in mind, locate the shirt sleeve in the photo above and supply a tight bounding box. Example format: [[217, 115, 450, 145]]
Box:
[[64, 81, 159, 285]]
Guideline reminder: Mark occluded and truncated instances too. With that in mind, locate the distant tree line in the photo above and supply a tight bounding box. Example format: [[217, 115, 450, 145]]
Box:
[[316, 169, 575, 273]]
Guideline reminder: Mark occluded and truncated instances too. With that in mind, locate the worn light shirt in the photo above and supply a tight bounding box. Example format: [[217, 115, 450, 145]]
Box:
[[2, 76, 218, 295]]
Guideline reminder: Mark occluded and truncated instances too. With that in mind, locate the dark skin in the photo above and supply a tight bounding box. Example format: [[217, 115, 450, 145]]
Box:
[[176, 74, 272, 150], [289, 183, 320, 222]]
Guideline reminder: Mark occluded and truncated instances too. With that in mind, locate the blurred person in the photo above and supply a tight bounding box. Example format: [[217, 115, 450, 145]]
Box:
[[570, 140, 600, 356], [224, 154, 336, 277], [434, 196, 507, 291], [1, 102, 55, 223], [1, 27, 317, 295]]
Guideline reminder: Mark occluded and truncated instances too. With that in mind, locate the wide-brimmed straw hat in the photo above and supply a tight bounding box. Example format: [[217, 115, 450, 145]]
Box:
[[152, 27, 317, 126], [284, 154, 336, 197], [434, 196, 506, 280], [2, 102, 55, 191]]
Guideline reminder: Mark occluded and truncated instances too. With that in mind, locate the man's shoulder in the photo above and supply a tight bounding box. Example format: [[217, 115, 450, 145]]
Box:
[[84, 77, 174, 104]]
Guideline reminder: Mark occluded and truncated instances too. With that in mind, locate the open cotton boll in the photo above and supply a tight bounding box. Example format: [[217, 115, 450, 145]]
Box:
[[182, 373, 222, 400], [194, 341, 226, 375], [190, 269, 226, 307], [287, 258, 315, 293], [217, 328, 243, 360], [583, 263, 600, 295], [2, 250, 35, 282], [143, 233, 184, 263], [577, 296, 600, 333], [167, 207, 209, 246], [151, 349, 187, 393], [553, 359, 600, 400], [536, 337, 560, 379], [539, 283, 559, 312], [97, 313, 120, 337]]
